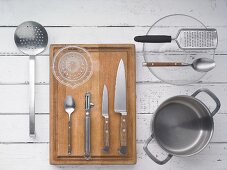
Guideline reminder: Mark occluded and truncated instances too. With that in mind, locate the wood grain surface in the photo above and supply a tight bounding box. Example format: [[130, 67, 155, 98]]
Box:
[[50, 44, 136, 164]]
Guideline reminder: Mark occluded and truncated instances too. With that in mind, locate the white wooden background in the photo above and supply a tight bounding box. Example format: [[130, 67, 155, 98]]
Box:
[[0, 0, 227, 169]]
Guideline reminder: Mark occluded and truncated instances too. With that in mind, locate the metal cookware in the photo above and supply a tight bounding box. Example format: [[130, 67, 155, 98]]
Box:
[[144, 88, 221, 165], [14, 21, 48, 137]]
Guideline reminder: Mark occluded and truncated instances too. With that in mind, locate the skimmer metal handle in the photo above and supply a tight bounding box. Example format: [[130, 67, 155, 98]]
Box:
[[29, 55, 36, 137]]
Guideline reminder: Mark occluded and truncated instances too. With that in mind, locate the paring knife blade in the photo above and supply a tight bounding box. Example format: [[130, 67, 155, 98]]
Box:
[[102, 85, 109, 152], [114, 59, 127, 155]]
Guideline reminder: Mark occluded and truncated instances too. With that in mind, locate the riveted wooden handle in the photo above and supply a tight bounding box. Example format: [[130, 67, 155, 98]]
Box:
[[119, 115, 127, 155], [143, 62, 183, 67], [103, 117, 109, 152]]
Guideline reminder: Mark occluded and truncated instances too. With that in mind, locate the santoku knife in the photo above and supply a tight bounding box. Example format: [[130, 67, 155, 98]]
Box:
[[102, 84, 109, 153], [114, 59, 127, 155]]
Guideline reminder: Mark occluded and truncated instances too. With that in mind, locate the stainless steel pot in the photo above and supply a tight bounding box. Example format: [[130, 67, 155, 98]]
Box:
[[144, 88, 221, 165]]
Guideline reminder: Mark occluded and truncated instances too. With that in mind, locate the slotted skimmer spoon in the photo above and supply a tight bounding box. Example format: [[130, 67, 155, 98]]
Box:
[[14, 21, 48, 137], [134, 28, 218, 50]]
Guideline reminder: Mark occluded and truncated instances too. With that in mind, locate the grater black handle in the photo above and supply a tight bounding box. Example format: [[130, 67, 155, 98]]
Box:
[[134, 35, 172, 43]]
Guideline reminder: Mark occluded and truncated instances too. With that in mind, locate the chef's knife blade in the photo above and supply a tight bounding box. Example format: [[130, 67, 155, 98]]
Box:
[[102, 85, 109, 152], [114, 59, 127, 155], [114, 59, 127, 114]]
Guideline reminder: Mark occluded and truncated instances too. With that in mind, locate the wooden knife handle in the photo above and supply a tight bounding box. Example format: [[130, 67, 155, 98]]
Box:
[[68, 119, 71, 155], [103, 117, 109, 152], [119, 115, 127, 155], [143, 62, 183, 67]]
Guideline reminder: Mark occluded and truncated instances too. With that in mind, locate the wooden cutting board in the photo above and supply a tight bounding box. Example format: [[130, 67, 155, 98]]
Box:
[[49, 44, 136, 164]]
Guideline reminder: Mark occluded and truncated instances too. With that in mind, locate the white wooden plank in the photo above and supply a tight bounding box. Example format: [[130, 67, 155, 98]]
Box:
[[0, 0, 227, 26], [0, 27, 226, 54], [0, 54, 226, 84], [0, 114, 226, 143], [136, 83, 227, 114], [136, 54, 227, 83], [0, 143, 226, 170], [106, 143, 227, 170], [0, 85, 48, 114], [0, 115, 49, 143], [0, 56, 49, 84], [0, 56, 29, 84], [0, 84, 226, 114]]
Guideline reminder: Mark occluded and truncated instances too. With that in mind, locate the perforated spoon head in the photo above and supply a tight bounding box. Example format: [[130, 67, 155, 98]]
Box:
[[14, 21, 48, 56]]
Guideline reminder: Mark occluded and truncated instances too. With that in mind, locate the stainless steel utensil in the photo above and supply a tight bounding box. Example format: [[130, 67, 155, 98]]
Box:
[[85, 92, 94, 160], [144, 88, 220, 165], [102, 85, 109, 153], [64, 96, 76, 155], [143, 58, 216, 72], [114, 59, 127, 155], [14, 21, 48, 137], [134, 28, 218, 50]]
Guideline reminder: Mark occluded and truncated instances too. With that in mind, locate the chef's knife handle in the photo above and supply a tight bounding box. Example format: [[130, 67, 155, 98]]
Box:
[[85, 112, 90, 159], [134, 35, 172, 43], [103, 117, 109, 152], [119, 115, 127, 155]]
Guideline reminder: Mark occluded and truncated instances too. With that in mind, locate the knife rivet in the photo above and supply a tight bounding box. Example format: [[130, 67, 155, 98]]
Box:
[[106, 120, 108, 123], [123, 129, 126, 132], [123, 119, 126, 122]]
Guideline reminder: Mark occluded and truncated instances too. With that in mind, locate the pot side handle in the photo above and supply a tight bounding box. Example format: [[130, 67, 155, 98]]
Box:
[[191, 88, 221, 117], [143, 134, 173, 165]]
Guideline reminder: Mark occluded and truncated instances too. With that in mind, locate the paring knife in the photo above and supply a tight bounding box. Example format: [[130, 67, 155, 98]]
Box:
[[114, 59, 127, 155], [102, 85, 109, 153]]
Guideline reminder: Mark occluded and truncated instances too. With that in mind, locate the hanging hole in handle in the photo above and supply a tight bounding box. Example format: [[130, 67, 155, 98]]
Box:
[[191, 88, 221, 117], [143, 134, 173, 165]]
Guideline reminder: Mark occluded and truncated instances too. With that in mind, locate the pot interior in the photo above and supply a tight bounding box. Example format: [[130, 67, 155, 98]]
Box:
[[153, 96, 213, 156]]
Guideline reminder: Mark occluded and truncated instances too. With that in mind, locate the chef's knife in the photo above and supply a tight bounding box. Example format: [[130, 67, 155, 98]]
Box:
[[102, 84, 109, 153], [114, 59, 127, 155]]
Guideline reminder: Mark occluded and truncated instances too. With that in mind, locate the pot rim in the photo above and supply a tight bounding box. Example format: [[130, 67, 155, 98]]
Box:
[[151, 94, 214, 157]]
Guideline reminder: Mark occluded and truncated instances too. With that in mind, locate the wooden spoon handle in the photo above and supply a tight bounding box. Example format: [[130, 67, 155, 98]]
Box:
[[143, 62, 184, 67]]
